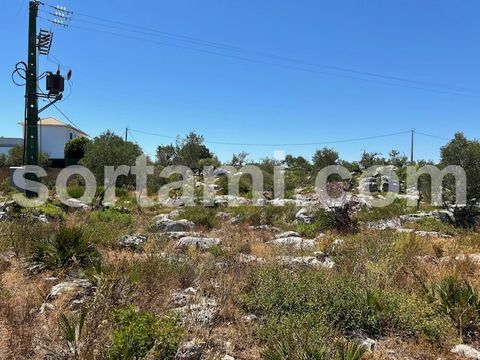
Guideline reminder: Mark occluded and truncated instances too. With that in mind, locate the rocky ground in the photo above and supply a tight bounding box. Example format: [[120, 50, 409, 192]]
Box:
[[1, 188, 480, 359]]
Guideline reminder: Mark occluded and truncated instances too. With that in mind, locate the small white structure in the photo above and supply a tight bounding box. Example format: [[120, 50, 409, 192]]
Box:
[[0, 137, 23, 155], [20, 117, 89, 161]]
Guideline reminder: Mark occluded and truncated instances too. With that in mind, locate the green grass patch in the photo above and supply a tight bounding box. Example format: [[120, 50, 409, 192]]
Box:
[[108, 305, 182, 360], [176, 206, 217, 229], [242, 266, 451, 342], [228, 204, 297, 227]]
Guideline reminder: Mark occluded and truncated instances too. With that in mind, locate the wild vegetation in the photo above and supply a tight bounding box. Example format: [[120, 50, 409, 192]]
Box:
[[0, 131, 480, 359]]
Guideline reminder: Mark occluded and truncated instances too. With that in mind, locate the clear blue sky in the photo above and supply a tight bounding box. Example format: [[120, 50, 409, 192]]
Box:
[[3, 0, 480, 163]]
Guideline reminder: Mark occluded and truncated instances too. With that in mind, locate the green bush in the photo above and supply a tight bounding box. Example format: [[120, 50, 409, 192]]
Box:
[[293, 209, 334, 237], [65, 137, 90, 159], [176, 206, 217, 229], [108, 306, 182, 360], [242, 267, 450, 341], [22, 203, 65, 220], [355, 198, 412, 222], [429, 275, 480, 339], [66, 185, 87, 199], [90, 209, 134, 226], [32, 226, 100, 269], [260, 315, 333, 360]]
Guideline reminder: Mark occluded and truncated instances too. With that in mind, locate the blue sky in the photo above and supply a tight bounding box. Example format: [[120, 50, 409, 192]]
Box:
[[3, 0, 480, 162]]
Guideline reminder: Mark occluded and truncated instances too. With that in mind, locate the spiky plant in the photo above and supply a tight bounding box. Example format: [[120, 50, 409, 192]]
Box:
[[32, 226, 100, 269], [59, 307, 88, 359]]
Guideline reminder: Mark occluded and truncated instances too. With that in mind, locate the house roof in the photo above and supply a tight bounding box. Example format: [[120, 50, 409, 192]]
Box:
[[20, 117, 89, 137]]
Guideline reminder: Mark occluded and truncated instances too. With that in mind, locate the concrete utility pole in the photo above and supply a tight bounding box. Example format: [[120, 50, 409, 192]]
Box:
[[24, 0, 40, 167]]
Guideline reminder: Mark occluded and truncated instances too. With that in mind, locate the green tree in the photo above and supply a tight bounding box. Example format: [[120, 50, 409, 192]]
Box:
[[65, 137, 90, 159], [440, 132, 480, 201], [0, 154, 6, 167], [283, 155, 312, 172], [359, 151, 385, 169], [229, 151, 250, 167], [5, 146, 49, 167], [156, 144, 176, 167], [80, 131, 142, 186], [155, 132, 216, 170], [312, 147, 339, 170], [388, 149, 408, 168]]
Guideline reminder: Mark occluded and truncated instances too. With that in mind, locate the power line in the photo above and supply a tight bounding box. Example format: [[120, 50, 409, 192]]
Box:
[[37, 87, 82, 131], [415, 131, 450, 141], [54, 21, 480, 99], [36, 9, 480, 98], [50, 8, 479, 96], [128, 128, 412, 147]]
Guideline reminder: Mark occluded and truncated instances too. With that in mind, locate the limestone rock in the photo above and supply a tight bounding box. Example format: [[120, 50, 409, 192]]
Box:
[[451, 344, 480, 359], [155, 218, 194, 232], [267, 236, 316, 250], [275, 231, 300, 239], [236, 253, 266, 264], [175, 297, 219, 326], [176, 237, 221, 251], [120, 234, 147, 249], [49, 279, 92, 299], [176, 340, 204, 360]]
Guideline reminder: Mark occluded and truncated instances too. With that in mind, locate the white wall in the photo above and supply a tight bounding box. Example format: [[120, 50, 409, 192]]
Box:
[[39, 126, 85, 159]]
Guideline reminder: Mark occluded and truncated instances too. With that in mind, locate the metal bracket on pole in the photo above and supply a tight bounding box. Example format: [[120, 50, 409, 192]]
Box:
[[38, 94, 63, 113]]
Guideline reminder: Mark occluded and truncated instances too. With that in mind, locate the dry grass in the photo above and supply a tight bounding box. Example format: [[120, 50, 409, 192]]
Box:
[[0, 201, 479, 359]]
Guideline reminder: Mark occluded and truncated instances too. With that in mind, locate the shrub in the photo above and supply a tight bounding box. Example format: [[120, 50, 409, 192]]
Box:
[[329, 203, 358, 234], [23, 203, 65, 220], [453, 202, 479, 230], [261, 315, 331, 360], [294, 209, 334, 237], [65, 137, 90, 159], [0, 217, 54, 255], [90, 209, 134, 226], [65, 185, 87, 199], [429, 276, 480, 339], [242, 267, 450, 341], [108, 306, 182, 360], [355, 198, 411, 222], [58, 307, 88, 358], [176, 206, 217, 229], [32, 226, 100, 269]]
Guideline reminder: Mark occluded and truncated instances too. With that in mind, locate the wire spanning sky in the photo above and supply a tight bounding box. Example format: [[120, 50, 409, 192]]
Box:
[[3, 0, 480, 162]]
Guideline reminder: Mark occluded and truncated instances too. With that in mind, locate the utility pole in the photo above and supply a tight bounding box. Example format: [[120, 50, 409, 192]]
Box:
[[15, 1, 71, 196], [410, 129, 415, 163], [24, 0, 40, 167], [125, 127, 128, 142]]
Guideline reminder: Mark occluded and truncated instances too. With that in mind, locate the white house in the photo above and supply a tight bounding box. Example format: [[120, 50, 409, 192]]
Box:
[[20, 117, 89, 165], [0, 137, 23, 155]]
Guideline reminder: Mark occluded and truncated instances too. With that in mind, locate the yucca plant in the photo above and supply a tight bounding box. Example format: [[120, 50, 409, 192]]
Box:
[[32, 226, 100, 269], [433, 276, 480, 339], [335, 340, 368, 360], [59, 307, 88, 359], [262, 332, 328, 360]]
